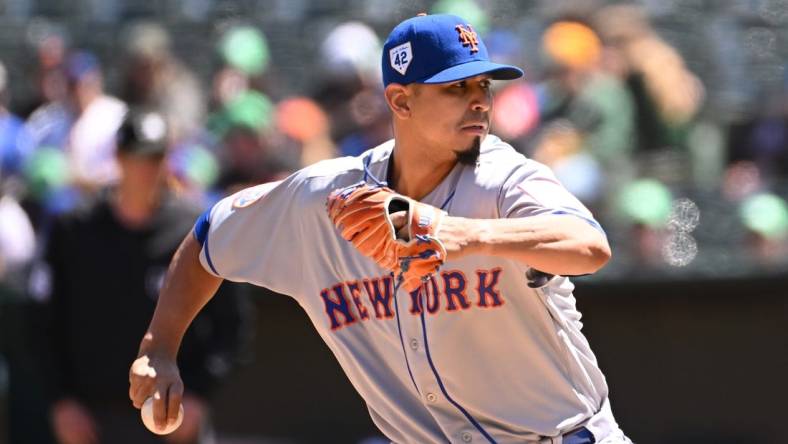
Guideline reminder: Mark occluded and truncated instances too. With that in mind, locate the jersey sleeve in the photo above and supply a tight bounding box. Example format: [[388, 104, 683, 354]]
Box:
[[499, 159, 604, 234], [192, 177, 307, 295]]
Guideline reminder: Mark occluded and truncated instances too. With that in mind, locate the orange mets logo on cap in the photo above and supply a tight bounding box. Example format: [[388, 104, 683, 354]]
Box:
[[455, 24, 479, 54]]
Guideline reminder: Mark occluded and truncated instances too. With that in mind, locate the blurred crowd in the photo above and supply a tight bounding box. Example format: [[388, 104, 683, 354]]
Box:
[[0, 2, 784, 289], [0, 0, 787, 441], [0, 2, 784, 281]]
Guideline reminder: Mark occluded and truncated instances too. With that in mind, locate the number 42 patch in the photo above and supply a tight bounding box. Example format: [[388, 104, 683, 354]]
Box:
[[389, 42, 413, 75]]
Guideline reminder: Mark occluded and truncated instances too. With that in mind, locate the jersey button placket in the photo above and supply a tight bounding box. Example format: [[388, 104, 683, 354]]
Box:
[[460, 431, 473, 442], [425, 392, 438, 403], [409, 338, 419, 350]]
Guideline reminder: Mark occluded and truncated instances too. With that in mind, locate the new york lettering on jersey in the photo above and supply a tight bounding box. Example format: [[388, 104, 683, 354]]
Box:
[[320, 267, 504, 330]]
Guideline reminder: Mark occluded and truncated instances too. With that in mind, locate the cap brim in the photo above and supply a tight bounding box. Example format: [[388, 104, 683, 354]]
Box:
[[421, 60, 524, 84]]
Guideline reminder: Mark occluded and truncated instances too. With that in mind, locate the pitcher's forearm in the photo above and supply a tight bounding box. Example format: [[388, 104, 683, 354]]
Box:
[[465, 215, 611, 275], [140, 234, 223, 358]]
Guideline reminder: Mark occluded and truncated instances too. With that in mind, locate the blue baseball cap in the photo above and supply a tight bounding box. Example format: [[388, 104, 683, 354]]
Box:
[[65, 51, 100, 82], [382, 14, 523, 87]]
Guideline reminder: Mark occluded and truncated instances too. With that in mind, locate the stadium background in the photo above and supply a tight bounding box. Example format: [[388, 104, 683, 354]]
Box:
[[0, 0, 787, 443]]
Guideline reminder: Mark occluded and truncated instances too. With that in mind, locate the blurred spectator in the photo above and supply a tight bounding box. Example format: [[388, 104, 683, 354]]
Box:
[[213, 24, 273, 102], [24, 85, 72, 165], [20, 22, 70, 118], [336, 87, 391, 158], [0, 192, 35, 286], [530, 19, 636, 205], [0, 60, 35, 181], [1, 141, 45, 444], [214, 124, 297, 193], [319, 21, 381, 86], [2, 56, 53, 245], [488, 28, 541, 143], [310, 22, 391, 161], [119, 22, 219, 204], [26, 50, 127, 194], [207, 24, 306, 193], [218, 25, 270, 79], [275, 96, 336, 166], [121, 22, 206, 144], [34, 110, 250, 444], [64, 51, 127, 190], [491, 79, 540, 141], [208, 26, 274, 140], [594, 4, 704, 153], [21, 144, 75, 220], [208, 89, 273, 138], [727, 88, 788, 181], [722, 159, 788, 265], [313, 21, 382, 146], [722, 160, 763, 202], [739, 192, 788, 263], [615, 178, 674, 266], [166, 140, 221, 206]]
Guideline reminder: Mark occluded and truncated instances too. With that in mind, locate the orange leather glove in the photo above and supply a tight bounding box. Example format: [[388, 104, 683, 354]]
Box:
[[327, 183, 447, 291], [328, 184, 401, 270]]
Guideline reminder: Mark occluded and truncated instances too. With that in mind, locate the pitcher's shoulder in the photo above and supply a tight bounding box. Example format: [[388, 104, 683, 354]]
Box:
[[300, 154, 364, 181], [295, 140, 394, 204], [474, 135, 537, 186]]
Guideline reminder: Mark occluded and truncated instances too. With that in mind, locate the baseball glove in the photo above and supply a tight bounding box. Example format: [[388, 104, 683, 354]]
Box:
[[327, 183, 447, 291]]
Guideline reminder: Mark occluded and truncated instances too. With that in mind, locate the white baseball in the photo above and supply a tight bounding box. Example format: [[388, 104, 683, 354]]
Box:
[[140, 397, 184, 435]]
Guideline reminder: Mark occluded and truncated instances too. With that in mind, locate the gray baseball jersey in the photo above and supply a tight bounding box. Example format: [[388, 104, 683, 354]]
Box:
[[193, 135, 626, 443]]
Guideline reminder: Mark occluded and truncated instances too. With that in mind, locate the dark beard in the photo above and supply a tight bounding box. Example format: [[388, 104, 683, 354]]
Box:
[[455, 136, 481, 165]]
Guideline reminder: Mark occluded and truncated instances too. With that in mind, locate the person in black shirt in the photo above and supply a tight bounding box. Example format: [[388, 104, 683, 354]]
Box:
[[38, 110, 250, 444]]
